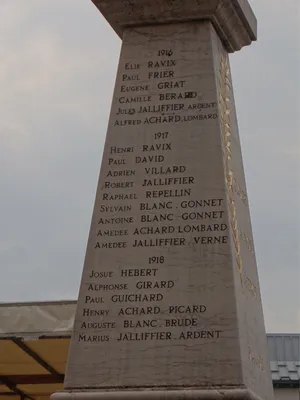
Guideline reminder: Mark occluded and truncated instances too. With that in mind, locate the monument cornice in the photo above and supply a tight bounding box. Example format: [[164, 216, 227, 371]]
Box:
[[91, 0, 257, 52], [52, 388, 264, 399]]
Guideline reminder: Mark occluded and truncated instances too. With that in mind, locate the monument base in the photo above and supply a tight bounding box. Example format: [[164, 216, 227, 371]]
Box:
[[51, 388, 265, 400]]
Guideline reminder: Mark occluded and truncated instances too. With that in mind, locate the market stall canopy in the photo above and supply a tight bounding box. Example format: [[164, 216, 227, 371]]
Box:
[[0, 301, 75, 400]]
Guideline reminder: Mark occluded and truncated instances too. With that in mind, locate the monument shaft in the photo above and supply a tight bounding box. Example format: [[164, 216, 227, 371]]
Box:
[[52, 5, 274, 400]]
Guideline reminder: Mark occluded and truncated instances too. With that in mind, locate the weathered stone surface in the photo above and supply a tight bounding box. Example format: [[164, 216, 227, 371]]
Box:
[[52, 388, 268, 400], [91, 0, 257, 52], [51, 19, 273, 400]]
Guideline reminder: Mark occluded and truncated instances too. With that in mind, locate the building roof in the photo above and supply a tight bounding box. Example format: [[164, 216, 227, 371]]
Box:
[[0, 300, 299, 399], [268, 333, 300, 387]]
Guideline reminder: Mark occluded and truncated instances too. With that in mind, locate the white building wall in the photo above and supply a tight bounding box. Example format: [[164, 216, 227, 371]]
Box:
[[274, 388, 300, 400]]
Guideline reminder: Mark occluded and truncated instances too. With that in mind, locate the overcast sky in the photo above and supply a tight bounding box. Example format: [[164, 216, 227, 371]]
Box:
[[0, 0, 299, 333]]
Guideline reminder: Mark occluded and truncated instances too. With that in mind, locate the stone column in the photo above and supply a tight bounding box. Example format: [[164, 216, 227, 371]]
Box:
[[52, 1, 274, 399]]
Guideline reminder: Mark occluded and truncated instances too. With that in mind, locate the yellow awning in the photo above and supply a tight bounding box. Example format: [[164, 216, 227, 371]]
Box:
[[0, 301, 75, 400]]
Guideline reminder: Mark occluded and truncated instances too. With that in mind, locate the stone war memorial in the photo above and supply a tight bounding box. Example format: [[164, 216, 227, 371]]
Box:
[[52, 0, 274, 399]]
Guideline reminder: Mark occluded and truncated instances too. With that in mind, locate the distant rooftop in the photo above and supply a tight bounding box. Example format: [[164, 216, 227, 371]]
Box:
[[267, 333, 300, 387]]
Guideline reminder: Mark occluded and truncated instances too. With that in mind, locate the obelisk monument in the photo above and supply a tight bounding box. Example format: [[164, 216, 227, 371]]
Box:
[[52, 1, 274, 399]]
